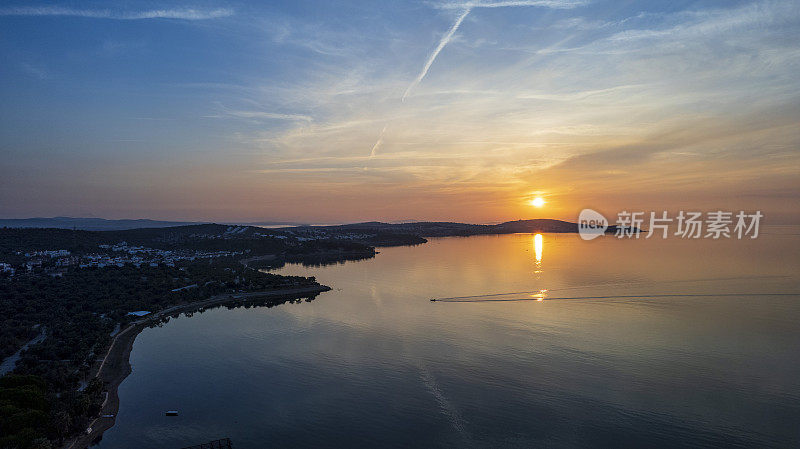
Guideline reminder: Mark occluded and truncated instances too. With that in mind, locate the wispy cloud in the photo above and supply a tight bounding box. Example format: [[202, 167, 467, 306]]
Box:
[[19, 62, 48, 79], [0, 6, 233, 20], [205, 104, 312, 122], [433, 0, 588, 9], [4, 0, 798, 222], [393, 0, 591, 158], [226, 111, 311, 121], [605, 1, 798, 44], [404, 0, 589, 100]]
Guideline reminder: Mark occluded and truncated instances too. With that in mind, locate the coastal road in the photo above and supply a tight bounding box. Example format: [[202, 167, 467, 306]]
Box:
[[63, 284, 330, 449]]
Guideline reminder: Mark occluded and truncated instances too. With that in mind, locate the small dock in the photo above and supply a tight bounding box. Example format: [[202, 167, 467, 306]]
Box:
[[181, 438, 233, 449]]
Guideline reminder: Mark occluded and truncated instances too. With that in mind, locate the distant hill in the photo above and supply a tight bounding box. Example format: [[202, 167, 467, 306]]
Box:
[[304, 219, 589, 237], [0, 217, 204, 231], [0, 217, 307, 231], [1, 217, 620, 236]]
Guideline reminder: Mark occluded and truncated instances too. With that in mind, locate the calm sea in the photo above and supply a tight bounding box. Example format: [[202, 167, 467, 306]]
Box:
[[94, 227, 800, 448]]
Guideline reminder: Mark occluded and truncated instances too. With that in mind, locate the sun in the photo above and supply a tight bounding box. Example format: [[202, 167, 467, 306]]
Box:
[[530, 197, 546, 208]]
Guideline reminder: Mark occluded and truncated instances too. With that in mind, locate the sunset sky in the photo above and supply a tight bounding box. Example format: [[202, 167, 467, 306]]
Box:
[[1, 0, 798, 223]]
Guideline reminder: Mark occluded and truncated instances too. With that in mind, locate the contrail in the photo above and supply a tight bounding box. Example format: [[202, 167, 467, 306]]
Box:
[[401, 0, 587, 101], [370, 125, 388, 157], [402, 8, 472, 101]]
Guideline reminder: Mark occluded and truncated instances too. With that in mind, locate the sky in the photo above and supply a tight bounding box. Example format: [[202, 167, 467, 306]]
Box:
[[1, 0, 798, 223]]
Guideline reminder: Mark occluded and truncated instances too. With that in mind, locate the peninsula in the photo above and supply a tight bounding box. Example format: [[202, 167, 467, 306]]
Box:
[[0, 217, 605, 448]]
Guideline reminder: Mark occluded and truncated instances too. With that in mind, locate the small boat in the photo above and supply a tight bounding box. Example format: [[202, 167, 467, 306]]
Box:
[[429, 298, 437, 302], [165, 410, 179, 416]]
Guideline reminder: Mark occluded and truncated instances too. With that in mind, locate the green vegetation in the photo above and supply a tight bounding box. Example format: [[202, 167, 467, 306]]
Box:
[[0, 261, 318, 448], [0, 374, 104, 449], [0, 223, 413, 448], [0, 375, 51, 449]]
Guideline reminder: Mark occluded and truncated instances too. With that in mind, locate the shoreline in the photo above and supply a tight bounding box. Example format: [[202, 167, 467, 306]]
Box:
[[64, 284, 331, 449]]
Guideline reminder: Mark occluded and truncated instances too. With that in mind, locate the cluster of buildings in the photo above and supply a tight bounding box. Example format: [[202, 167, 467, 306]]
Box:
[[0, 262, 15, 276], [90, 241, 244, 268], [190, 226, 250, 239], [184, 225, 374, 245], [279, 228, 373, 242], [17, 250, 75, 273], [25, 249, 71, 258], [2, 242, 246, 276]]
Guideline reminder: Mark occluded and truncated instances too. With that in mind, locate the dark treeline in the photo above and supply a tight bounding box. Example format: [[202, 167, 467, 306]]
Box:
[[0, 224, 402, 265], [0, 224, 401, 448], [0, 260, 319, 448]]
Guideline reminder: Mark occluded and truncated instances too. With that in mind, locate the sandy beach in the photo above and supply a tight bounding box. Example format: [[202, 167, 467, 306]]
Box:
[[63, 285, 331, 449]]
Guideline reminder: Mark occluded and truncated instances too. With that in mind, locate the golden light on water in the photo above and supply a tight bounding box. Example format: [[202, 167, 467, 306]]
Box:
[[534, 233, 543, 263], [530, 289, 548, 301]]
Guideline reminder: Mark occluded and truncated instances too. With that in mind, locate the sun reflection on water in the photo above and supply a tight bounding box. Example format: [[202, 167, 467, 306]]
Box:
[[533, 233, 543, 273], [530, 289, 548, 301]]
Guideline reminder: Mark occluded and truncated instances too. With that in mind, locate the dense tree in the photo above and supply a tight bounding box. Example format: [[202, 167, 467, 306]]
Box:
[[0, 224, 386, 448]]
